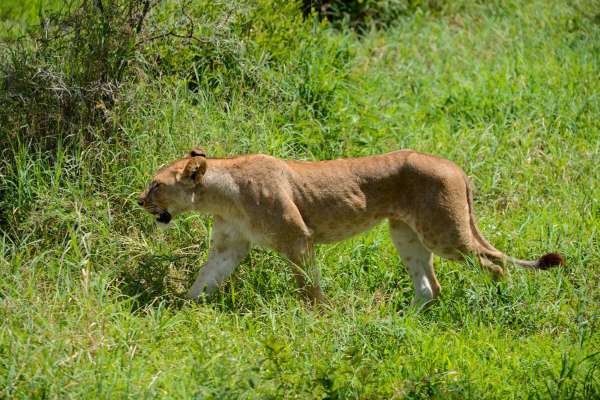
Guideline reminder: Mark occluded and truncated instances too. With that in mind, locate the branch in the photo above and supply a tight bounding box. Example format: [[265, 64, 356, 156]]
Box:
[[135, 0, 152, 34]]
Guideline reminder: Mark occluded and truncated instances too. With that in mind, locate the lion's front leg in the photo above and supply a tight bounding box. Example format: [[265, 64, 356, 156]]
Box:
[[283, 239, 326, 305], [187, 219, 250, 301]]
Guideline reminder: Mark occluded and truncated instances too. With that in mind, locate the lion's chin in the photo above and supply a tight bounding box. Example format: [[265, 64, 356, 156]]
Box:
[[156, 221, 171, 231]]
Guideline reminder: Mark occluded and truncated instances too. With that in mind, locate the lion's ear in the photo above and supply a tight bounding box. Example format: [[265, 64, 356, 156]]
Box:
[[181, 156, 207, 184], [190, 147, 206, 158]]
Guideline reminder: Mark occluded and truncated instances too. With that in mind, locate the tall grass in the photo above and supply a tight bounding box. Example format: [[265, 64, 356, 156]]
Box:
[[1, 0, 599, 398]]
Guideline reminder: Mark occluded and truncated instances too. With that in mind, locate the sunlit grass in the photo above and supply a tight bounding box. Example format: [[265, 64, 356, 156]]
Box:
[[1, 0, 599, 398]]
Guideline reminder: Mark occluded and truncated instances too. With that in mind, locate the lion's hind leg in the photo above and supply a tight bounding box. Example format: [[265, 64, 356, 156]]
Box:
[[389, 219, 441, 310], [476, 255, 505, 279]]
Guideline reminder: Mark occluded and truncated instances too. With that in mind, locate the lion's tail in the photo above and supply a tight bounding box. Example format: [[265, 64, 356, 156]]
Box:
[[464, 175, 565, 270]]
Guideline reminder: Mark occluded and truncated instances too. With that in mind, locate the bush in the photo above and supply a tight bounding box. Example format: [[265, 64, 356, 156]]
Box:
[[0, 0, 156, 150], [302, 0, 446, 31]]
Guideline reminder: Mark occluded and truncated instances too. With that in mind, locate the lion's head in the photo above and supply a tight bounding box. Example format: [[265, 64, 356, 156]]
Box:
[[138, 148, 207, 226]]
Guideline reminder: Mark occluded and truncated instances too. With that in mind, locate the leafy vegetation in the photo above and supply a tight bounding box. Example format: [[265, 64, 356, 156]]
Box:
[[1, 0, 599, 398]]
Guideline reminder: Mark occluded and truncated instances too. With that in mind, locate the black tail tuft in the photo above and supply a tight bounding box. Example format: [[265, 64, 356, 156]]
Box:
[[537, 252, 565, 270]]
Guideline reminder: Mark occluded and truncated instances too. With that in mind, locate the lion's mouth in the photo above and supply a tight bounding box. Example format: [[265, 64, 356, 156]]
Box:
[[157, 210, 172, 224]]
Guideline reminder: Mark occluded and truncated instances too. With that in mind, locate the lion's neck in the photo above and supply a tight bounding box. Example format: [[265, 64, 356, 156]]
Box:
[[194, 163, 240, 217]]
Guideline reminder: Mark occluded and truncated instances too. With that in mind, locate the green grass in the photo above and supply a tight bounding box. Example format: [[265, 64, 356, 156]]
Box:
[[1, 0, 599, 398]]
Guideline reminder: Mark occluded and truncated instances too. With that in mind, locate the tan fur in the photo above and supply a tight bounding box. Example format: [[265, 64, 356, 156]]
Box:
[[139, 149, 563, 308]]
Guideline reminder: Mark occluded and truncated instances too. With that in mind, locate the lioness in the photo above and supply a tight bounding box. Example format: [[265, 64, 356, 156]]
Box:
[[138, 149, 563, 307]]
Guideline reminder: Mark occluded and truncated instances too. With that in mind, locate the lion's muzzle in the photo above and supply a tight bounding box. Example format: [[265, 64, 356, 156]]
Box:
[[157, 210, 172, 224]]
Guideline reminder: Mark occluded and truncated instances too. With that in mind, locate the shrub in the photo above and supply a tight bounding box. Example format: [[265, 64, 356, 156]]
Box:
[[0, 0, 156, 150], [302, 0, 447, 31]]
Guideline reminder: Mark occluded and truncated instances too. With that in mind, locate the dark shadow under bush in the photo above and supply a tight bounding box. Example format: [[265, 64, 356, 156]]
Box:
[[302, 0, 446, 32]]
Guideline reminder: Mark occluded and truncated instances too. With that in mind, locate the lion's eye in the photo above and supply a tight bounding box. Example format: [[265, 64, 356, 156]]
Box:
[[148, 182, 162, 193]]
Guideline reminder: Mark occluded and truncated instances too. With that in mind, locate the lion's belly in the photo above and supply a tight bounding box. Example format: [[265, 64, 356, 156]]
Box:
[[310, 215, 386, 244]]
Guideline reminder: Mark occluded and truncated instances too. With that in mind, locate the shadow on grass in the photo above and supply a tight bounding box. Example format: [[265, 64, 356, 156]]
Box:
[[117, 254, 197, 310], [116, 252, 292, 313]]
